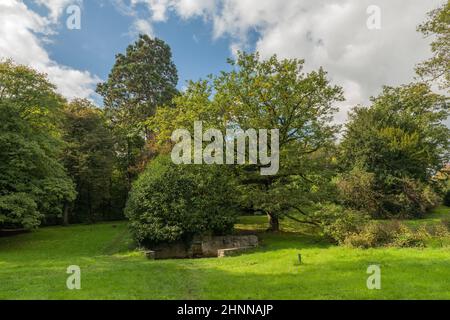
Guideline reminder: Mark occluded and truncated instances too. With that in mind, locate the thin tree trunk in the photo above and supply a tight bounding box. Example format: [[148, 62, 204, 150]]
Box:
[[126, 139, 132, 191], [63, 202, 70, 226], [267, 212, 280, 232], [87, 185, 93, 223]]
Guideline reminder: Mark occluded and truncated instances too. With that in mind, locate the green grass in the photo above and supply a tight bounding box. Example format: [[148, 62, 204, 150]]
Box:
[[0, 208, 449, 300], [402, 205, 450, 228]]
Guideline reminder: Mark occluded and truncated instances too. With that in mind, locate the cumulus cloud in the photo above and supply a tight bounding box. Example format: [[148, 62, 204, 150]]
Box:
[[118, 0, 446, 122], [34, 0, 82, 22], [0, 0, 99, 100], [5, 0, 443, 112], [130, 18, 155, 37]]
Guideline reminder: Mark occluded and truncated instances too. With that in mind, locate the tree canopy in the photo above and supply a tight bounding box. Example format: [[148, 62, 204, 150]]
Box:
[[63, 99, 116, 223], [416, 1, 450, 89], [340, 83, 449, 218], [0, 61, 76, 229], [150, 52, 344, 231], [96, 35, 179, 187]]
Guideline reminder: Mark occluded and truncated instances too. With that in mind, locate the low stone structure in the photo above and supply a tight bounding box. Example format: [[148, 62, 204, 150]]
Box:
[[217, 247, 254, 258], [146, 235, 258, 260]]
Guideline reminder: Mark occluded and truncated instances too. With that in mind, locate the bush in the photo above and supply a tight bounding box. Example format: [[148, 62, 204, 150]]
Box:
[[343, 221, 430, 248], [125, 156, 239, 246], [0, 193, 41, 229], [429, 223, 449, 238], [343, 221, 400, 248], [382, 178, 441, 219], [335, 167, 380, 218], [390, 225, 429, 248], [315, 204, 369, 245]]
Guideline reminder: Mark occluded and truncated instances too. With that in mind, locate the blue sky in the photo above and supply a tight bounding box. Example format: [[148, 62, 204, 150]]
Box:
[[26, 0, 237, 89], [1, 0, 445, 123]]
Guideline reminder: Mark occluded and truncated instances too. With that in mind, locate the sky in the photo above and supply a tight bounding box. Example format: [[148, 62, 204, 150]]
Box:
[[0, 0, 446, 123]]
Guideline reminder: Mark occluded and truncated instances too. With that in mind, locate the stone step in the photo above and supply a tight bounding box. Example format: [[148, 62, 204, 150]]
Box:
[[217, 247, 254, 258]]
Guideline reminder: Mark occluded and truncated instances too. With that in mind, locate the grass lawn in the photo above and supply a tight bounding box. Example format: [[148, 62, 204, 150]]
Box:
[[0, 207, 449, 300]]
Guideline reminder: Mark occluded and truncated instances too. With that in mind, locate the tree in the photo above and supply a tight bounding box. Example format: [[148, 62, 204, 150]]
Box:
[[63, 99, 116, 224], [212, 53, 343, 231], [340, 83, 449, 217], [96, 35, 179, 187], [0, 60, 76, 229], [150, 52, 344, 231], [416, 1, 450, 90]]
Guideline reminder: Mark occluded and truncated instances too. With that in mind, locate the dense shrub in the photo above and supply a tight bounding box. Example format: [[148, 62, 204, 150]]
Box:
[[425, 222, 449, 238], [315, 204, 370, 245], [383, 178, 441, 219], [125, 156, 239, 246], [0, 193, 40, 229], [390, 225, 429, 248], [335, 168, 381, 218], [336, 168, 441, 219], [343, 221, 431, 248], [343, 221, 400, 248]]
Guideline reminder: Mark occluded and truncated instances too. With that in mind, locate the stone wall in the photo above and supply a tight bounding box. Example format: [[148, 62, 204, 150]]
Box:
[[200, 235, 259, 257], [147, 235, 258, 259]]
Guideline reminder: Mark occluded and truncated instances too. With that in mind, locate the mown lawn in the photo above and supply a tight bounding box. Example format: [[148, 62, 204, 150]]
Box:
[[0, 207, 449, 300]]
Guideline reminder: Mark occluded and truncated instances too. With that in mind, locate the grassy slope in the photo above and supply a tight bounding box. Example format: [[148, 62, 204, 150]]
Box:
[[0, 207, 449, 300]]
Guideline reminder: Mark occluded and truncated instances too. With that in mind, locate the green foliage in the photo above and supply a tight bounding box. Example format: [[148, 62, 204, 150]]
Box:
[[314, 204, 370, 245], [389, 224, 429, 248], [343, 222, 398, 249], [97, 35, 179, 185], [151, 52, 344, 231], [125, 156, 239, 246], [149, 80, 225, 145], [0, 193, 40, 229], [383, 178, 441, 218], [0, 61, 76, 229], [97, 35, 178, 126], [340, 83, 449, 218], [343, 222, 432, 249], [335, 167, 381, 217], [212, 53, 344, 230], [416, 1, 450, 89], [63, 99, 119, 223]]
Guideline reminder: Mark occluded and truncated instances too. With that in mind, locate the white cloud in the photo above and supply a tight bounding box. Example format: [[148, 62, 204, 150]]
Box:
[[118, 0, 446, 123], [0, 0, 99, 100], [34, 0, 82, 22], [127, 0, 216, 21], [131, 18, 155, 37], [6, 0, 443, 111]]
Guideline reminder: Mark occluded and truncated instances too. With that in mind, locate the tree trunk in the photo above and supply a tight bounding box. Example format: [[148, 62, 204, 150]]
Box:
[[63, 202, 70, 226], [267, 212, 280, 232], [126, 139, 132, 191], [87, 185, 93, 223]]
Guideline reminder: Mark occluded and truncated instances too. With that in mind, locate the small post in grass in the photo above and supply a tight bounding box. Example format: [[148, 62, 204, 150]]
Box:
[[298, 253, 302, 265]]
